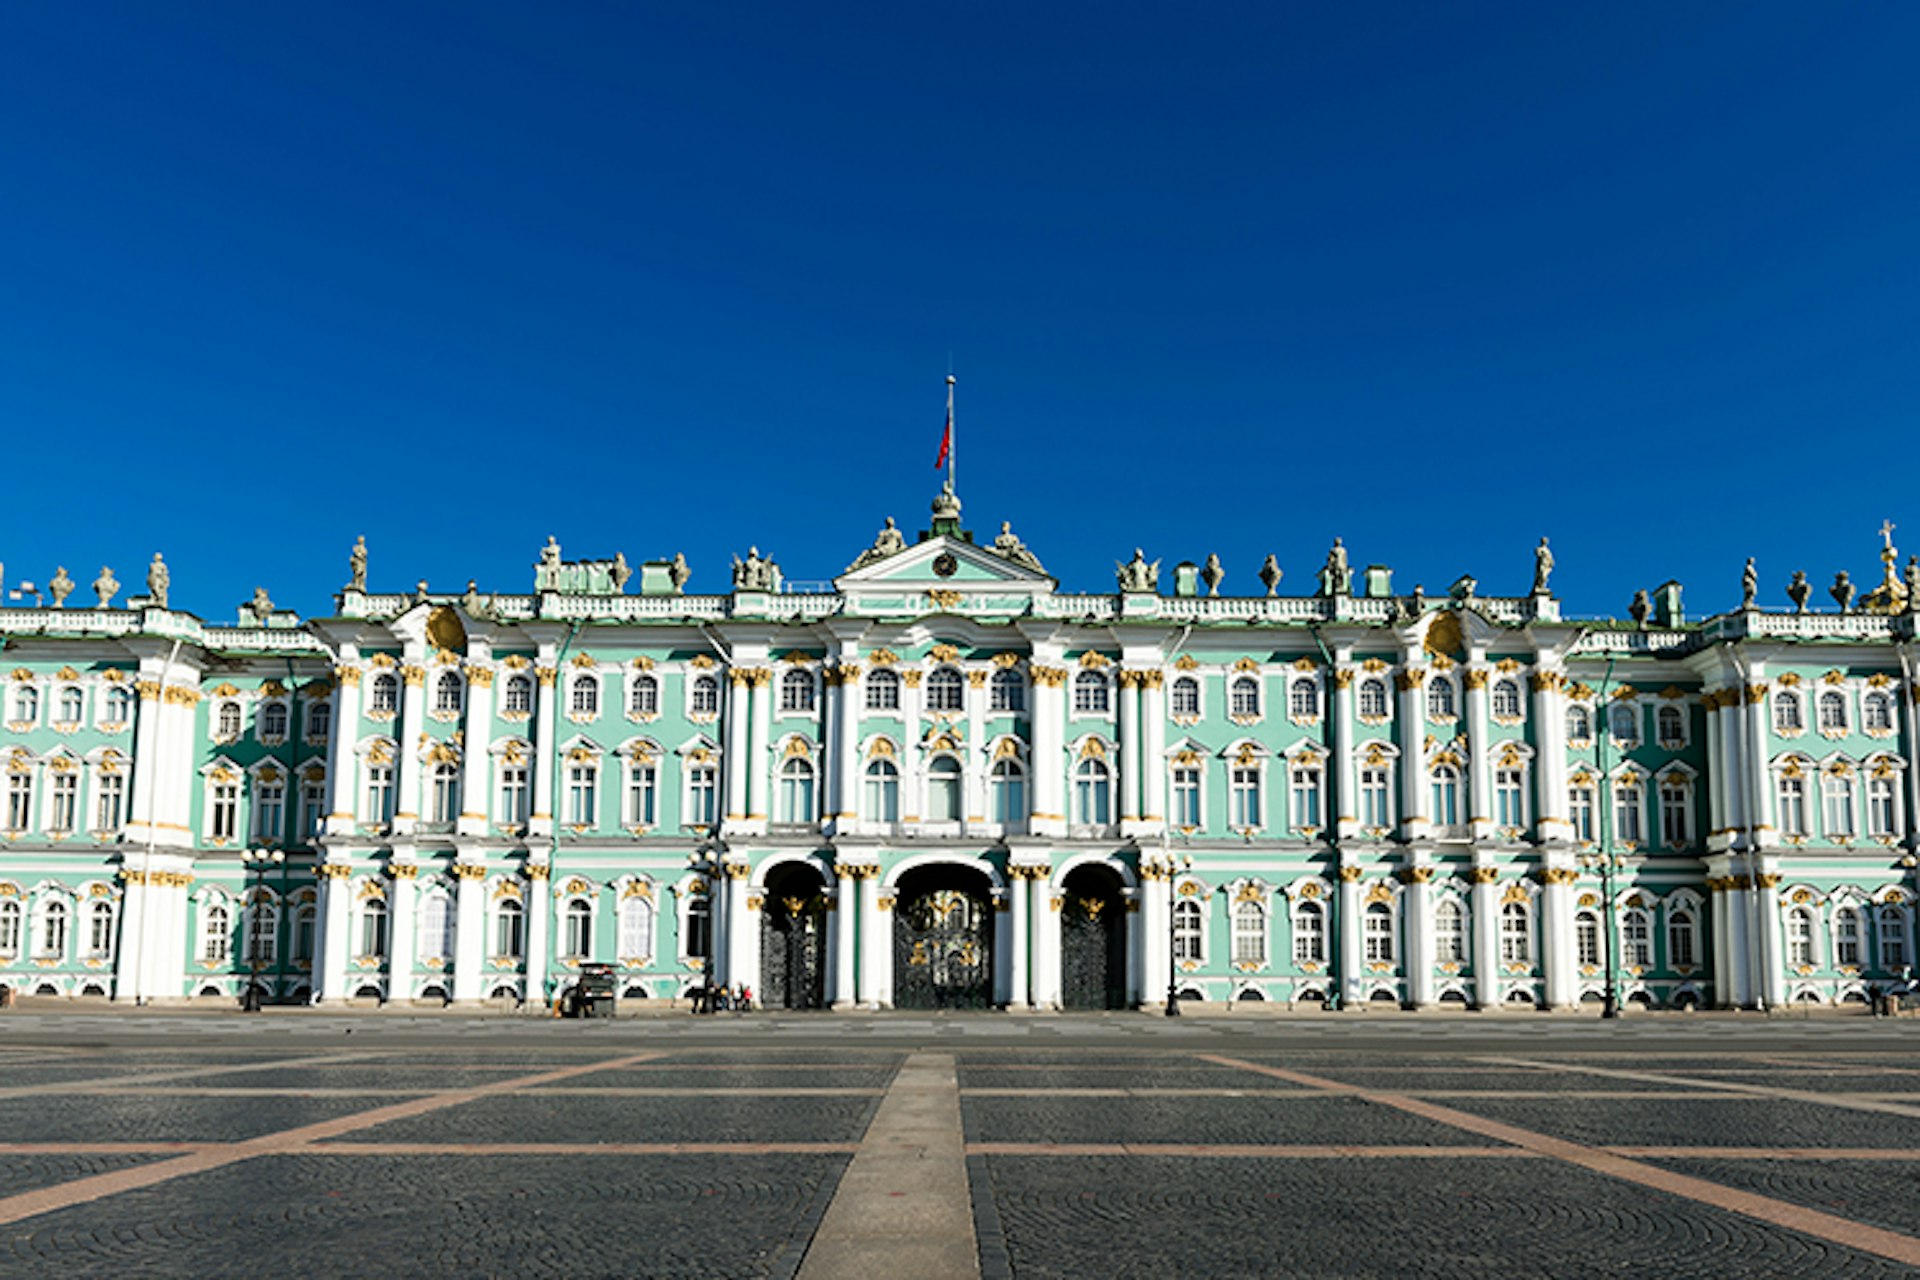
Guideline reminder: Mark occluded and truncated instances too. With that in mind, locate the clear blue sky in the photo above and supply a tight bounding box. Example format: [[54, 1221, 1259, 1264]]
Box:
[[3, 4, 1916, 621]]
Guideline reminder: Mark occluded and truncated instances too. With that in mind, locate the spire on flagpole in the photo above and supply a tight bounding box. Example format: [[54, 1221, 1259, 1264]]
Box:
[[944, 374, 956, 496]]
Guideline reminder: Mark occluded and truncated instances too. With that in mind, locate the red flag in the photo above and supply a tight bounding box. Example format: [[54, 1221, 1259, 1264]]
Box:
[[934, 409, 951, 469]]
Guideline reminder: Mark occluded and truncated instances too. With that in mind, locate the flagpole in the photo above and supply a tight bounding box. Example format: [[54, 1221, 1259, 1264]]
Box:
[[945, 374, 956, 495]]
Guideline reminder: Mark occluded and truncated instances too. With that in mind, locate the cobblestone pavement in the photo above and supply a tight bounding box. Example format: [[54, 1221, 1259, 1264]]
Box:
[[4, 1015, 1920, 1276]]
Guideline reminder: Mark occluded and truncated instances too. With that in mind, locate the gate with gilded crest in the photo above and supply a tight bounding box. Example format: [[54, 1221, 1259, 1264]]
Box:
[[1060, 864, 1127, 1010], [760, 864, 828, 1009], [892, 866, 994, 1010]]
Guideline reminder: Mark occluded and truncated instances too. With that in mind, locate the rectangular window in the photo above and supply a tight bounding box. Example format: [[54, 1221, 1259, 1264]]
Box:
[[1869, 777, 1898, 839], [8, 773, 34, 831], [1778, 777, 1809, 838], [1171, 766, 1202, 828], [254, 780, 284, 843], [1293, 907, 1325, 964], [1836, 913, 1862, 968], [1288, 767, 1319, 831], [364, 764, 394, 824], [626, 761, 657, 826], [96, 771, 126, 832], [1231, 766, 1262, 829], [1823, 775, 1856, 839], [687, 764, 718, 827], [499, 765, 529, 826], [566, 765, 597, 826], [1360, 767, 1391, 830], [300, 781, 326, 839], [1494, 768, 1524, 829], [1363, 908, 1394, 962], [210, 782, 239, 841], [1569, 786, 1594, 843], [49, 771, 78, 834], [1660, 783, 1690, 848], [1613, 786, 1643, 844]]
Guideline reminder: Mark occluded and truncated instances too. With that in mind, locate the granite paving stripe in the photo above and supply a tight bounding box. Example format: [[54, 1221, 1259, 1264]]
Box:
[[1489, 1055, 1920, 1121], [967, 1142, 1534, 1158], [1282, 1068, 1634, 1092], [0, 1144, 220, 1156], [960, 1087, 1321, 1098], [311, 1141, 863, 1155], [963, 1093, 1492, 1147], [1402, 1095, 1920, 1149], [0, 1095, 424, 1144], [0, 1050, 384, 1099], [193, 1066, 533, 1090], [1614, 1147, 1920, 1159], [530, 1066, 898, 1090], [0, 1155, 176, 1199], [1651, 1157, 1920, 1240], [1201, 1055, 1920, 1271], [318, 1093, 883, 1145]]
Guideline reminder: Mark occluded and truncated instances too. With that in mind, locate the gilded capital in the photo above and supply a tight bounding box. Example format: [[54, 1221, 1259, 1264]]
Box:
[[1469, 866, 1499, 884], [464, 665, 495, 688], [334, 665, 363, 688], [388, 863, 418, 880], [1337, 865, 1364, 883], [400, 665, 427, 688], [535, 667, 558, 688], [525, 862, 551, 880]]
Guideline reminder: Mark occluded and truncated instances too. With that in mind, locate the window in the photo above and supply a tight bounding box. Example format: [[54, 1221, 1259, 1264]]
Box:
[[293, 903, 316, 963], [570, 675, 599, 718], [38, 900, 68, 958], [12, 685, 37, 724], [1294, 900, 1326, 964], [1170, 676, 1201, 718], [988, 759, 1025, 824], [1431, 765, 1461, 827], [498, 764, 529, 826], [1818, 690, 1849, 734], [369, 673, 399, 714], [1427, 678, 1456, 720], [1230, 676, 1261, 719], [629, 675, 659, 717], [1773, 691, 1803, 734], [1612, 781, 1644, 844], [624, 760, 657, 827], [1171, 765, 1202, 828], [1289, 764, 1321, 832], [364, 762, 395, 824], [1879, 906, 1909, 969], [1786, 907, 1815, 968], [1360, 765, 1392, 830], [690, 675, 720, 716], [1172, 897, 1203, 962], [209, 776, 239, 841], [1499, 901, 1531, 965], [1073, 672, 1109, 715], [1231, 898, 1266, 965], [779, 757, 818, 824], [260, 701, 289, 740], [619, 895, 654, 959], [6, 772, 32, 832], [1230, 763, 1263, 830], [95, 768, 125, 832], [1659, 778, 1691, 848], [1622, 908, 1652, 969], [1865, 691, 1896, 734], [503, 675, 533, 715], [85, 899, 114, 961], [1869, 773, 1898, 838], [924, 756, 960, 823], [1288, 678, 1318, 720], [1822, 771, 1856, 839], [358, 897, 388, 957], [684, 893, 712, 962], [988, 669, 1024, 713], [306, 699, 330, 740], [780, 669, 815, 712], [433, 671, 463, 714], [1575, 911, 1600, 967], [566, 762, 598, 826], [1777, 774, 1809, 838], [300, 777, 325, 840], [1358, 678, 1389, 720], [1072, 758, 1111, 826], [216, 701, 242, 740], [866, 669, 901, 711], [1655, 705, 1684, 748], [1566, 704, 1592, 744], [428, 762, 460, 825], [495, 898, 525, 958], [104, 685, 133, 723], [865, 759, 901, 821], [1494, 768, 1525, 829], [686, 762, 718, 827], [0, 899, 19, 954], [253, 775, 285, 842], [1608, 702, 1640, 746], [419, 894, 452, 964], [1668, 909, 1697, 968], [1835, 908, 1862, 967], [1491, 679, 1522, 720], [564, 899, 592, 959], [57, 686, 83, 723], [48, 770, 77, 834], [926, 667, 964, 713], [202, 903, 229, 963], [1435, 899, 1465, 962], [1363, 902, 1394, 962]]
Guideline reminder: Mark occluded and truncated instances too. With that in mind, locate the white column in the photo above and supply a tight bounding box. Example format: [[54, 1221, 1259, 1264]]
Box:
[[392, 653, 427, 834], [1337, 866, 1363, 1007], [993, 891, 1013, 1006], [1533, 669, 1569, 838], [1471, 866, 1501, 1008], [324, 663, 363, 835], [722, 861, 751, 987], [1756, 869, 1786, 1007], [1541, 865, 1575, 1009], [525, 863, 551, 1006], [831, 868, 857, 1008], [1708, 876, 1735, 1007], [725, 669, 750, 826], [1030, 666, 1066, 837], [529, 662, 559, 839], [386, 865, 416, 1000], [1704, 696, 1728, 841], [858, 871, 887, 1008], [458, 665, 494, 837], [1724, 876, 1752, 1008], [833, 665, 860, 833], [1332, 662, 1357, 842], [745, 671, 772, 833], [1032, 869, 1060, 1009], [1141, 673, 1167, 832], [1464, 661, 1492, 841], [317, 866, 354, 1002], [1140, 865, 1168, 1007], [1406, 865, 1435, 1008], [1007, 866, 1031, 1010], [901, 671, 923, 828], [1398, 665, 1430, 840], [1118, 671, 1141, 826], [451, 864, 486, 1002], [966, 670, 987, 829], [1742, 679, 1774, 840]]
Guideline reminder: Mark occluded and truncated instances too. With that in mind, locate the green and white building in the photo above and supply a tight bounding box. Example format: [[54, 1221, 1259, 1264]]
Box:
[[3, 490, 1917, 1013]]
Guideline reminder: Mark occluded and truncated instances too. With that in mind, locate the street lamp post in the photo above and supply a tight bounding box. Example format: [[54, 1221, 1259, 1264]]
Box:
[[1164, 851, 1191, 1017], [241, 848, 285, 1010]]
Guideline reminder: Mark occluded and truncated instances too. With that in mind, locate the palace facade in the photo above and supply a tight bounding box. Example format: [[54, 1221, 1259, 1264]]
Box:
[[3, 490, 1917, 1014]]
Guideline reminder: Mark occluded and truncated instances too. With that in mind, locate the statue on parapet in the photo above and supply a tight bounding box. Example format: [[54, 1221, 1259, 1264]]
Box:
[[611, 552, 633, 593], [246, 587, 274, 625], [1832, 570, 1855, 613], [92, 566, 119, 608], [669, 552, 691, 592], [1629, 590, 1650, 629], [991, 521, 1045, 573], [147, 554, 170, 609], [1786, 570, 1811, 614], [1201, 553, 1224, 597], [1532, 537, 1554, 595], [48, 567, 73, 608], [1116, 548, 1159, 594], [849, 517, 909, 571], [536, 536, 562, 590], [732, 546, 779, 592], [349, 535, 368, 590], [1258, 554, 1283, 597], [1318, 538, 1351, 596], [1741, 557, 1757, 608]]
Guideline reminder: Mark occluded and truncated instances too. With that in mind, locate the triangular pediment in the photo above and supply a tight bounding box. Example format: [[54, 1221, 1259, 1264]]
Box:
[[835, 536, 1055, 594]]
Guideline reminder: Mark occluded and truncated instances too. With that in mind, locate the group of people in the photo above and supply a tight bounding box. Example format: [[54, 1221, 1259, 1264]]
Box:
[[689, 981, 753, 1014], [1871, 969, 1915, 1017]]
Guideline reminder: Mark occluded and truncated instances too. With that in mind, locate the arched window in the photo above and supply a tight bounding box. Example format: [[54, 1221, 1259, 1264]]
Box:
[[1499, 900, 1531, 965], [1621, 907, 1652, 968], [1073, 671, 1109, 715], [1363, 902, 1394, 962], [629, 674, 659, 717], [260, 701, 289, 740], [200, 902, 229, 963], [503, 674, 533, 715], [1822, 770, 1857, 838], [864, 758, 900, 822], [85, 899, 115, 960], [1574, 910, 1600, 967], [1786, 907, 1815, 968], [1608, 702, 1640, 746], [1231, 898, 1267, 965], [428, 762, 460, 824], [690, 675, 719, 716], [989, 758, 1025, 824], [56, 687, 83, 723], [433, 671, 462, 714], [1877, 905, 1908, 970], [1818, 690, 1849, 734], [369, 673, 399, 715], [1230, 762, 1262, 829], [778, 756, 816, 824], [866, 669, 900, 711], [1289, 678, 1319, 720], [216, 701, 242, 740], [1357, 678, 1389, 720], [1491, 679, 1522, 720], [1865, 691, 1896, 734], [1072, 757, 1111, 826], [494, 898, 525, 958], [1229, 676, 1260, 719], [1426, 678, 1456, 721], [1434, 899, 1465, 962], [924, 756, 961, 822], [1172, 897, 1203, 962], [13, 685, 37, 724], [1667, 908, 1697, 968], [619, 894, 654, 959], [1566, 704, 1592, 744], [104, 685, 133, 723], [1655, 704, 1684, 748], [570, 675, 599, 718], [306, 699, 331, 741], [926, 667, 964, 713], [988, 669, 1024, 713], [358, 897, 387, 958], [564, 898, 593, 959], [1835, 907, 1862, 967], [779, 669, 815, 713], [1170, 676, 1201, 718], [1293, 900, 1325, 964], [1773, 691, 1803, 734], [1430, 764, 1461, 826], [419, 894, 453, 963]]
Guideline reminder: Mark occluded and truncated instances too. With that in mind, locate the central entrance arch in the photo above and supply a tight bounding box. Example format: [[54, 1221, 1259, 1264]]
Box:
[[892, 863, 995, 1010], [760, 862, 828, 1009], [1060, 863, 1128, 1010]]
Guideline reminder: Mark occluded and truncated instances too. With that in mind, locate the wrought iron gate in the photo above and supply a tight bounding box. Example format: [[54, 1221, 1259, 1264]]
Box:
[[1061, 887, 1126, 1010], [893, 886, 993, 1009], [761, 891, 826, 1009]]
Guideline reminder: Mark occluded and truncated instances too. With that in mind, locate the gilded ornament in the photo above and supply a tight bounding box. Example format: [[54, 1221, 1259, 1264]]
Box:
[[400, 665, 426, 688]]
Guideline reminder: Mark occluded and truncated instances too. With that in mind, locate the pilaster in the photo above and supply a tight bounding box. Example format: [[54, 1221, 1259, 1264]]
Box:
[[1403, 862, 1436, 1008], [1331, 658, 1357, 842], [457, 659, 494, 837], [316, 861, 355, 1003], [1470, 863, 1501, 1008], [1397, 663, 1430, 840], [745, 669, 772, 834], [1029, 661, 1067, 837], [1030, 866, 1059, 1010], [529, 654, 559, 840], [324, 658, 362, 836], [831, 864, 859, 1008], [1531, 667, 1570, 838], [524, 860, 551, 1005], [1540, 862, 1577, 1010], [450, 860, 487, 1002], [1007, 863, 1032, 1009], [1464, 657, 1493, 842], [386, 858, 417, 999], [1337, 862, 1363, 1008], [392, 644, 428, 835], [1140, 670, 1167, 833]]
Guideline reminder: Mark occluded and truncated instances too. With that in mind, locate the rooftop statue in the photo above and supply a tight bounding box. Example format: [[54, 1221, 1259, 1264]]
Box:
[[1116, 548, 1159, 594], [1318, 538, 1351, 597], [1831, 570, 1855, 613], [1786, 570, 1811, 614], [1532, 537, 1553, 595], [349, 535, 368, 590], [246, 587, 274, 625], [48, 567, 73, 608], [460, 579, 497, 621], [1201, 553, 1224, 597], [991, 521, 1045, 573], [147, 553, 169, 609], [669, 552, 691, 592], [92, 566, 118, 608], [1629, 589, 1650, 629], [535, 537, 563, 591], [1909, 556, 1919, 614], [1741, 557, 1757, 608], [1258, 554, 1283, 597], [848, 517, 908, 571], [732, 546, 780, 592], [611, 552, 632, 593]]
